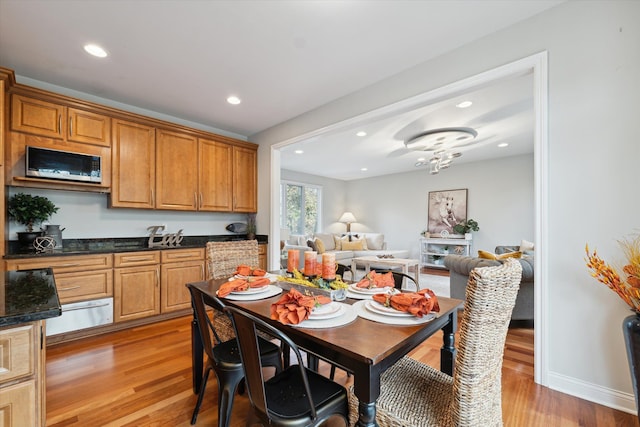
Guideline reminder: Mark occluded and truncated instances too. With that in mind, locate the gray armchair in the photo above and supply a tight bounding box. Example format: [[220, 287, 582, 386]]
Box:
[[444, 247, 534, 321]]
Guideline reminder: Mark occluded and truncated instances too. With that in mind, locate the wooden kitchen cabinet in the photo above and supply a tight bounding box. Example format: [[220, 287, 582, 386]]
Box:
[[0, 322, 45, 427], [113, 251, 161, 322], [5, 254, 113, 305], [110, 119, 156, 208], [199, 137, 233, 211], [155, 129, 199, 210], [232, 145, 257, 212], [258, 243, 267, 271], [160, 248, 204, 313], [11, 94, 110, 146]]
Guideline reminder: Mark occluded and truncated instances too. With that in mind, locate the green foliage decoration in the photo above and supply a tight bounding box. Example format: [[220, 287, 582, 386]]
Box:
[[453, 218, 480, 235], [8, 193, 59, 232]]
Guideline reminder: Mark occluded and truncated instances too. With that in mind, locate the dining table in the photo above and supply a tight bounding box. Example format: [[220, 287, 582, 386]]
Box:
[[188, 275, 463, 427]]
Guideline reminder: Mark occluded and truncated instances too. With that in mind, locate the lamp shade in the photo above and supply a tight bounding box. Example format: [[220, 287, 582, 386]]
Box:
[[338, 212, 357, 224]]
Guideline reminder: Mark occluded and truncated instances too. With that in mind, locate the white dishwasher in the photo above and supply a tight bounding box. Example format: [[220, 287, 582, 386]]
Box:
[[46, 297, 114, 336]]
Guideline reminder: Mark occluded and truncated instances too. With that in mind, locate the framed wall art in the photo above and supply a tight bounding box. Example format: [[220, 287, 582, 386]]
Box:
[[427, 188, 468, 236]]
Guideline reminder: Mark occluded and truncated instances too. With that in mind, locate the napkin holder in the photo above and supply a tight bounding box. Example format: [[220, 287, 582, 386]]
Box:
[[277, 281, 346, 301]]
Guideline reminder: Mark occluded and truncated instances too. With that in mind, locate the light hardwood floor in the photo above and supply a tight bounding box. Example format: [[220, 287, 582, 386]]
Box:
[[46, 315, 639, 427]]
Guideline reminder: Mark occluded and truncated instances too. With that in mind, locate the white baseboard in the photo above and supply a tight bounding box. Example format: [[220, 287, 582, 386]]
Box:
[[547, 371, 637, 416]]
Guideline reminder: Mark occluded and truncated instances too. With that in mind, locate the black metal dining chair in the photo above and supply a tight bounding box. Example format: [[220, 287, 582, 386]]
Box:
[[225, 305, 350, 427], [187, 284, 283, 427]]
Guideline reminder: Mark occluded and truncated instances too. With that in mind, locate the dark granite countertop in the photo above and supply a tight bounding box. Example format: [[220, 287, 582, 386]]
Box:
[[1, 268, 62, 327], [4, 234, 268, 259]]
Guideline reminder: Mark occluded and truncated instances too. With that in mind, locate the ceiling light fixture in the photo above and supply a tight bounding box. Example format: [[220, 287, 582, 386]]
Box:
[[295, 150, 304, 154], [406, 127, 477, 175], [456, 100, 473, 108], [360, 167, 368, 171], [226, 96, 241, 105], [83, 44, 107, 58], [356, 131, 367, 137], [498, 142, 509, 148]]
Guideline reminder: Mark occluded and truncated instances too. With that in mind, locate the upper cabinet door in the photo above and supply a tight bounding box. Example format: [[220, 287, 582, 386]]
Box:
[[232, 146, 257, 213], [156, 129, 199, 210], [67, 107, 111, 147], [111, 119, 156, 209], [199, 138, 233, 212], [11, 94, 65, 139]]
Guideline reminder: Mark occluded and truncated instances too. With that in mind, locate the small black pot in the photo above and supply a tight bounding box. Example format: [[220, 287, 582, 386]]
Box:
[[17, 231, 44, 251], [623, 312, 640, 422]]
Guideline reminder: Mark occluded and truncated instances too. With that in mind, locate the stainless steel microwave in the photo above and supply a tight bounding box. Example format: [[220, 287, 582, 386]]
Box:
[[26, 146, 102, 184]]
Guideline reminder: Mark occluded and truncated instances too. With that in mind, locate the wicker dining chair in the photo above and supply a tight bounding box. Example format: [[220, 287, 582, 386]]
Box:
[[205, 240, 260, 342], [348, 258, 523, 426]]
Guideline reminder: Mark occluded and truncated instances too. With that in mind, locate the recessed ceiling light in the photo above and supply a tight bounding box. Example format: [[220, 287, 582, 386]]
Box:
[[456, 101, 473, 108], [227, 96, 241, 105], [417, 157, 425, 162], [360, 167, 368, 172], [498, 143, 509, 148], [294, 150, 304, 154], [356, 131, 367, 137], [83, 44, 107, 58]]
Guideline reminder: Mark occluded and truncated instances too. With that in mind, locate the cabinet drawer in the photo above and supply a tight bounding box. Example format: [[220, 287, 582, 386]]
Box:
[[161, 248, 204, 263], [114, 251, 160, 267], [55, 269, 114, 304], [0, 324, 35, 384], [0, 380, 37, 426], [5, 254, 113, 273]]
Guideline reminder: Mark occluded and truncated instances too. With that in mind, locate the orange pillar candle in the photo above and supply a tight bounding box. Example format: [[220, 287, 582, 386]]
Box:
[[304, 251, 317, 276], [322, 253, 336, 280], [287, 249, 299, 273]]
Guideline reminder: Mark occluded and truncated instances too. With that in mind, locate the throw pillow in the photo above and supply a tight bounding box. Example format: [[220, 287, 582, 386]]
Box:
[[478, 250, 523, 260], [342, 240, 364, 251], [314, 238, 326, 254], [365, 233, 385, 250], [340, 234, 368, 250], [520, 239, 535, 252], [314, 233, 335, 251], [478, 250, 497, 260], [307, 239, 317, 252], [333, 235, 342, 250]]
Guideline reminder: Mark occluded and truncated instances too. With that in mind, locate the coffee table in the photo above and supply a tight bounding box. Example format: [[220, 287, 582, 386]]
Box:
[[351, 255, 420, 289]]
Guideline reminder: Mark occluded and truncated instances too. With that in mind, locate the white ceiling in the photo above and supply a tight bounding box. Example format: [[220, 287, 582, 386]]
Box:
[[0, 0, 562, 180]]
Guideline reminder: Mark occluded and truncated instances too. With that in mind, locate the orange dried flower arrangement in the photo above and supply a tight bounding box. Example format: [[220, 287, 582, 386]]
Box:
[[585, 233, 640, 311]]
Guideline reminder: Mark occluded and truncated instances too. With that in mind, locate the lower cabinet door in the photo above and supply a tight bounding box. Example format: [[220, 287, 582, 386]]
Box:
[[161, 261, 204, 313], [0, 380, 37, 426], [114, 265, 160, 322]]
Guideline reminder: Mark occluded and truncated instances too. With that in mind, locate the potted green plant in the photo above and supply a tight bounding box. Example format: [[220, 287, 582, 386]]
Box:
[[8, 193, 59, 249], [453, 218, 479, 240]]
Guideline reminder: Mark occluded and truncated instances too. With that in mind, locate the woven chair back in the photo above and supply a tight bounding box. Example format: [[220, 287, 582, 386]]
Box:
[[206, 240, 259, 279], [453, 258, 523, 426]]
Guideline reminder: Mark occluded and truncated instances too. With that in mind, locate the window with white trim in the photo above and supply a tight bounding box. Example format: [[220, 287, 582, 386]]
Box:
[[280, 180, 322, 236]]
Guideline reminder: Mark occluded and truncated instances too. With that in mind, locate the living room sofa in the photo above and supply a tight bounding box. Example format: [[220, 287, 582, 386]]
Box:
[[283, 232, 409, 269], [444, 245, 534, 321]]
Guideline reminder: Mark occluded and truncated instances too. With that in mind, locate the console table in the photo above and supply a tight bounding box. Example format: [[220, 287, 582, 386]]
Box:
[[420, 237, 472, 268]]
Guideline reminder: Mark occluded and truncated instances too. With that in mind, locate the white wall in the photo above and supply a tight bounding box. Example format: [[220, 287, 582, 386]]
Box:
[[7, 187, 250, 240], [346, 154, 534, 259], [252, 1, 640, 414]]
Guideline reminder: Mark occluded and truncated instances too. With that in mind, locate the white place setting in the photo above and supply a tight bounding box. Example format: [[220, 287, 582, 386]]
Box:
[[353, 300, 437, 325], [345, 284, 399, 300], [293, 302, 358, 329], [217, 284, 283, 301]]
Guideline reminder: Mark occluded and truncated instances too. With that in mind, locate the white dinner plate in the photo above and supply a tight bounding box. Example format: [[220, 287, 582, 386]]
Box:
[[230, 285, 270, 295], [365, 300, 414, 317], [230, 273, 278, 283], [309, 303, 344, 320], [348, 284, 394, 295], [219, 285, 283, 301]]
